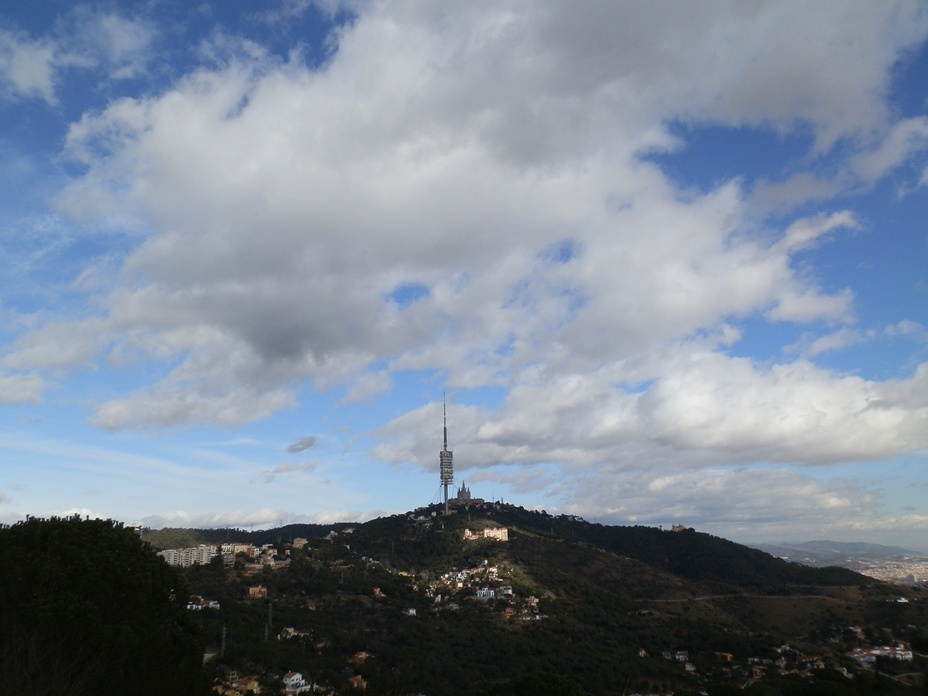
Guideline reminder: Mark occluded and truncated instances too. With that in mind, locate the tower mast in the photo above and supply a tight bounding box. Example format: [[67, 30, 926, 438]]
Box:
[[439, 394, 454, 515]]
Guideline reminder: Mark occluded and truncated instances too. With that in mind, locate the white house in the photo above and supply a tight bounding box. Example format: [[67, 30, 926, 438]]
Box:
[[283, 671, 313, 694]]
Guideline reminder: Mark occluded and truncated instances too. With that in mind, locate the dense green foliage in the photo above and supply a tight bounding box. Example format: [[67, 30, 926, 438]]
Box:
[[437, 506, 869, 591], [1, 509, 920, 696], [479, 673, 593, 695], [142, 522, 352, 550], [0, 517, 209, 696], [179, 506, 927, 695]]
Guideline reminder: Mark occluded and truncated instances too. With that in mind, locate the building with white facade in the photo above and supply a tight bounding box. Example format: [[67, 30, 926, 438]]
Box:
[[463, 527, 509, 542], [158, 545, 218, 567]]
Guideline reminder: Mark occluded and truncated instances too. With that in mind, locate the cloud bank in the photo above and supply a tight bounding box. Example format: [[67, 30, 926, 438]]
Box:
[[2, 1, 928, 540]]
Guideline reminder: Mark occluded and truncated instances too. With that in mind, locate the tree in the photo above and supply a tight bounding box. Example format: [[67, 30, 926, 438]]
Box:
[[479, 673, 592, 695], [0, 516, 209, 696]]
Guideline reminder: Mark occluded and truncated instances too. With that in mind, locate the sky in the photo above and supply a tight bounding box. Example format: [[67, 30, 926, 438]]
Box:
[[2, 1, 928, 550]]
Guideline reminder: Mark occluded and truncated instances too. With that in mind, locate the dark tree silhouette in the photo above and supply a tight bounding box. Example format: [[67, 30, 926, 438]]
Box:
[[0, 516, 209, 696]]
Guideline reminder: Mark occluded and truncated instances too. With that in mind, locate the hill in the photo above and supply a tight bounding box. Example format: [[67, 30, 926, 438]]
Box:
[[175, 505, 928, 695], [0, 517, 209, 696], [141, 522, 354, 550], [753, 540, 924, 565], [344, 505, 867, 593]]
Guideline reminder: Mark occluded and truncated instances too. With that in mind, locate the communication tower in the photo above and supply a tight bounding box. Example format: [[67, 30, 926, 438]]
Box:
[[439, 396, 453, 514]]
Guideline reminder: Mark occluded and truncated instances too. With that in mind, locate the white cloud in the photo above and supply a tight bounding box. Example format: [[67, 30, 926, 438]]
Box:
[[773, 212, 858, 254], [140, 506, 379, 529], [852, 116, 928, 184], [0, 372, 46, 404], [634, 355, 928, 465], [785, 321, 928, 359], [379, 351, 928, 481], [749, 173, 845, 214], [571, 466, 885, 544], [5, 1, 928, 534], [767, 288, 854, 324], [339, 370, 392, 405], [0, 10, 157, 105], [885, 320, 928, 342], [2, 319, 110, 372], [91, 385, 298, 430], [0, 29, 56, 103], [785, 328, 864, 358], [684, 2, 928, 150]]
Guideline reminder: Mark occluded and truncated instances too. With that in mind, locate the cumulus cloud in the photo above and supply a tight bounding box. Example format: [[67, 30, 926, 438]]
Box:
[[339, 370, 392, 405], [786, 321, 928, 359], [852, 116, 928, 184], [378, 353, 928, 481], [5, 1, 928, 533], [0, 29, 56, 103], [571, 466, 889, 543], [1, 319, 110, 372], [140, 506, 379, 529], [0, 373, 47, 404], [785, 328, 865, 358], [57, 8, 159, 80], [885, 320, 928, 342], [91, 385, 297, 430], [0, 10, 157, 105]]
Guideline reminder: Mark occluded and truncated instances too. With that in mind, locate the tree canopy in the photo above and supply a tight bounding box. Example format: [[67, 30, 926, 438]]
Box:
[[0, 516, 208, 696]]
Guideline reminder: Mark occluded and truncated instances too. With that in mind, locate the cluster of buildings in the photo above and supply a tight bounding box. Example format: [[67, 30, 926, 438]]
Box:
[[462, 526, 509, 542], [637, 635, 918, 693], [212, 668, 263, 696], [851, 558, 928, 585], [845, 641, 913, 666], [186, 595, 220, 611], [426, 559, 542, 619], [158, 541, 296, 569]]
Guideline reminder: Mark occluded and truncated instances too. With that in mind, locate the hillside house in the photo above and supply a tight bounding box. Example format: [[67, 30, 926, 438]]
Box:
[[463, 527, 509, 541], [475, 587, 495, 600], [283, 671, 312, 694], [847, 642, 913, 666]]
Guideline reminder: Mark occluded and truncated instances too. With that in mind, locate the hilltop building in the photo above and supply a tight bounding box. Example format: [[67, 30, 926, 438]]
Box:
[[436, 400, 487, 511], [463, 527, 509, 542], [449, 481, 485, 507]]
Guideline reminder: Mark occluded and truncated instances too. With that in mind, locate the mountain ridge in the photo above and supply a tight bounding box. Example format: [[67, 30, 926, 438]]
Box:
[[751, 539, 928, 568], [171, 504, 928, 694]]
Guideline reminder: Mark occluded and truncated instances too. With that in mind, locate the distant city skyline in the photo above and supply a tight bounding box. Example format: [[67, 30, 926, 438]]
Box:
[[1, 2, 928, 551]]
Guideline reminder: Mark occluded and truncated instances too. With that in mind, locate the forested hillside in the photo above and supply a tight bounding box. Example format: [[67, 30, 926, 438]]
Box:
[[142, 522, 354, 550], [2, 510, 923, 695], [179, 505, 927, 695], [0, 517, 209, 696]]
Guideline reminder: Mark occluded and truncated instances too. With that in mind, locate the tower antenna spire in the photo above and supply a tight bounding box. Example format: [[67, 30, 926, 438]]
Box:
[[439, 393, 454, 515]]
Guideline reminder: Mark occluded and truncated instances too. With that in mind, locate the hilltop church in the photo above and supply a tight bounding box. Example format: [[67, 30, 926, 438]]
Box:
[[449, 481, 484, 507]]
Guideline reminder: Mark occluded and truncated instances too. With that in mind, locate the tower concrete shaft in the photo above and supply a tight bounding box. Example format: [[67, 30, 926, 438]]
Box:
[[439, 396, 453, 514]]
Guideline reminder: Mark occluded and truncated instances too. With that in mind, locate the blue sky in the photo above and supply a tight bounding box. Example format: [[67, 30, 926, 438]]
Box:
[[3, 1, 928, 550]]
